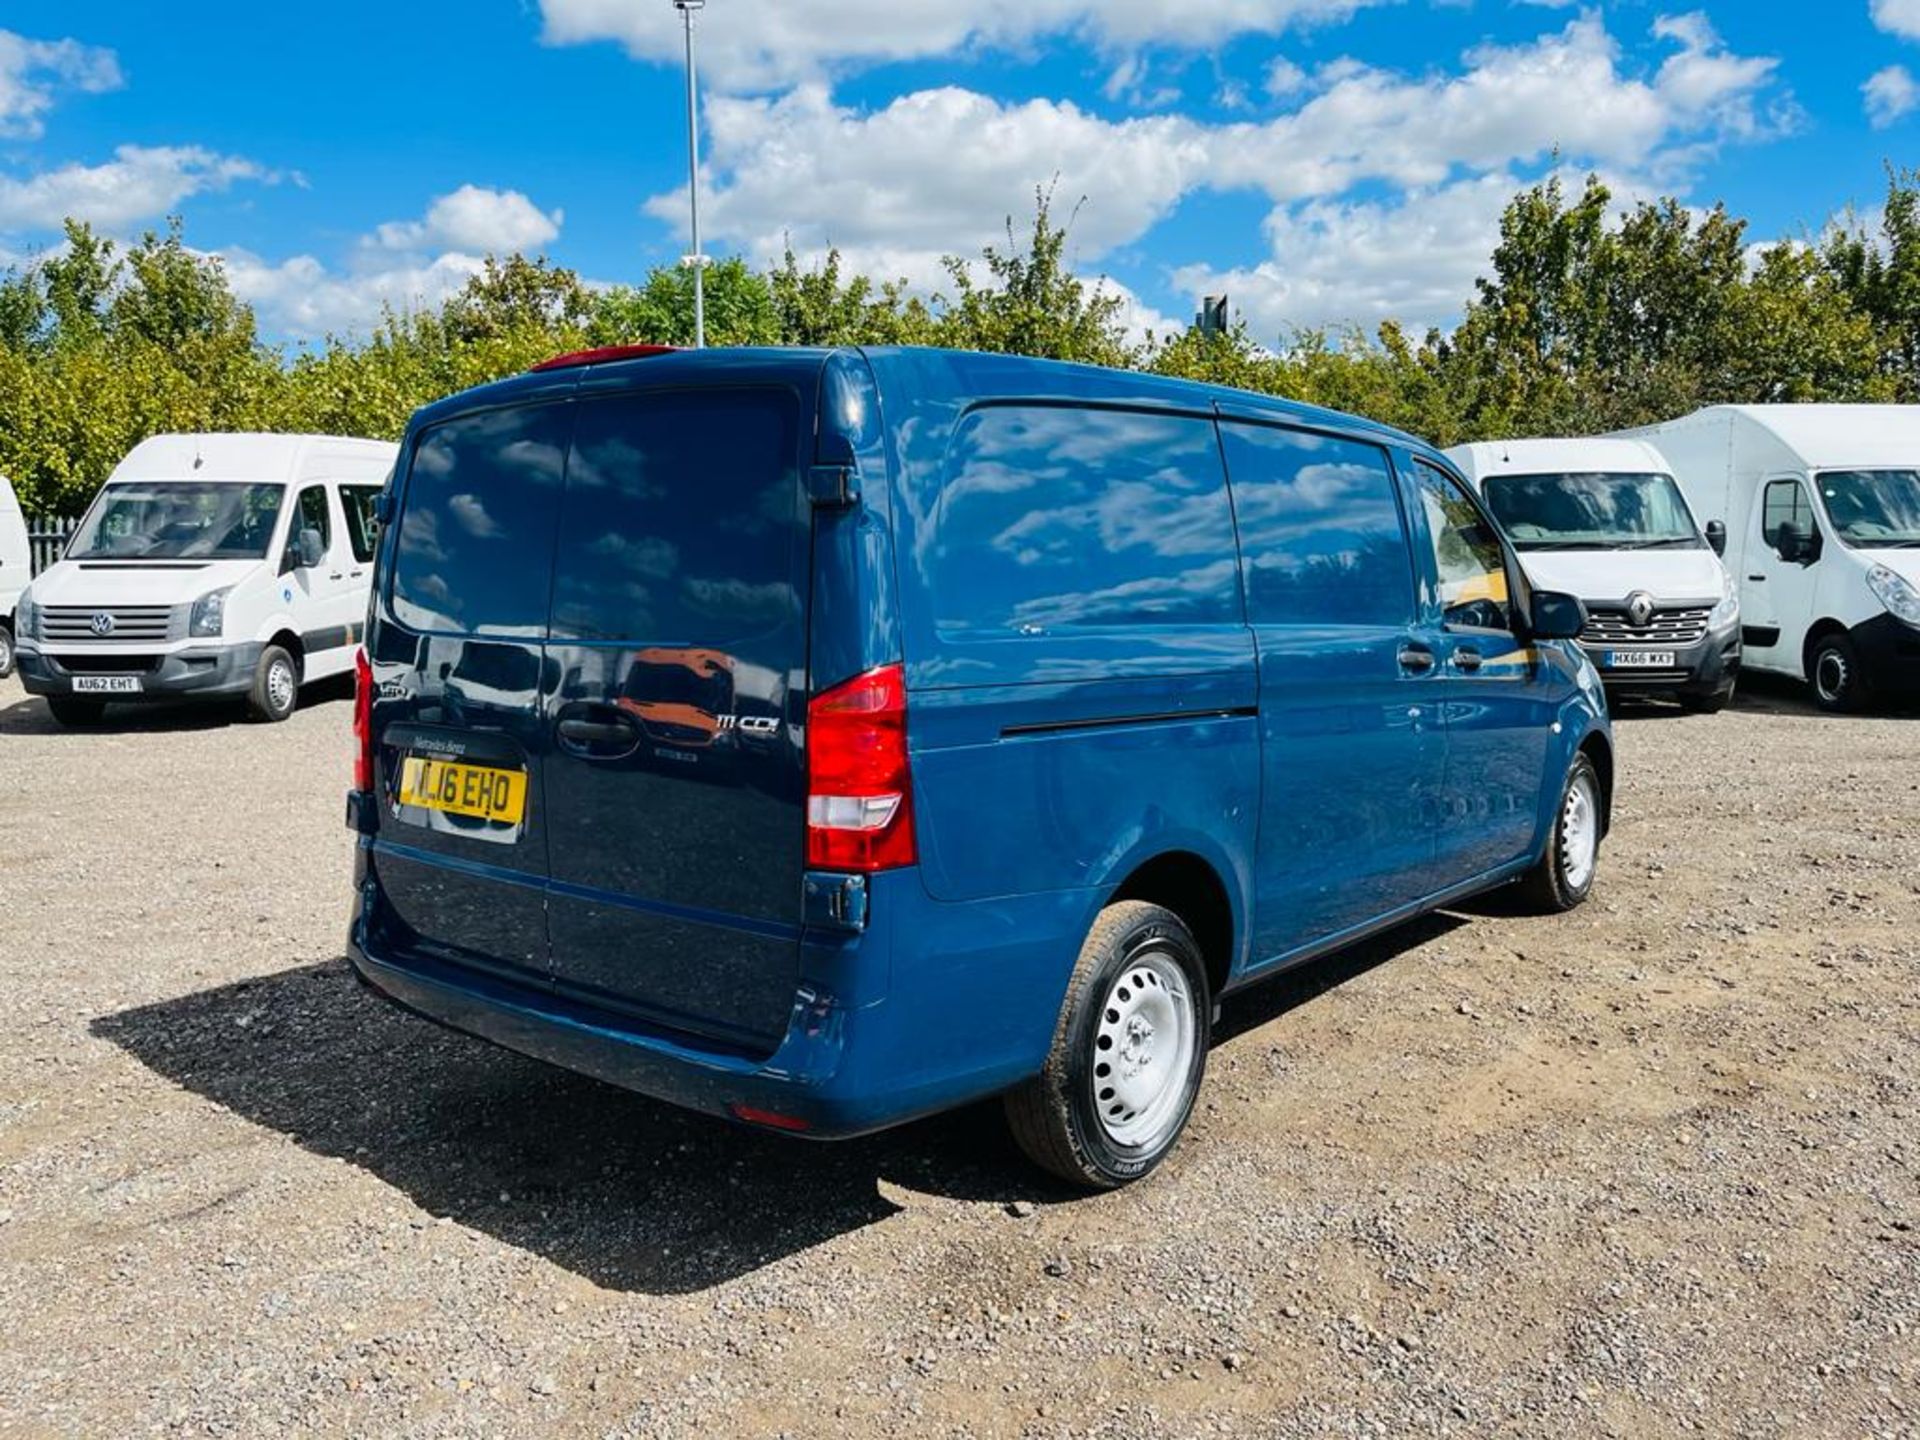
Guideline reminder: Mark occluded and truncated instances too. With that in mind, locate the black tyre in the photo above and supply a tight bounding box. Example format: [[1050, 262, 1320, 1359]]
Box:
[[47, 696, 106, 727], [1005, 900, 1210, 1189], [247, 644, 300, 723], [1516, 753, 1603, 914], [1808, 634, 1873, 714], [0, 621, 14, 679]]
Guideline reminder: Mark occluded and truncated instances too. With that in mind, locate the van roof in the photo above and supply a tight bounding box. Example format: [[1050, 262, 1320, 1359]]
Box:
[[108, 432, 399, 487], [1632, 404, 1920, 468], [408, 345, 1440, 460], [1447, 436, 1668, 481]]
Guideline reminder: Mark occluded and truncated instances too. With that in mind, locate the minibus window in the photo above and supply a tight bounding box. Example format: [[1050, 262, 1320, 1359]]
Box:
[[68, 482, 284, 561], [1415, 463, 1513, 632], [1219, 424, 1414, 627], [933, 406, 1237, 636], [341, 485, 383, 564]]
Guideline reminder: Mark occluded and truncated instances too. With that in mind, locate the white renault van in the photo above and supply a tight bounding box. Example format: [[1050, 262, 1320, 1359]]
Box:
[[14, 433, 397, 725], [0, 474, 28, 679], [1447, 437, 1740, 712], [1620, 406, 1920, 712]]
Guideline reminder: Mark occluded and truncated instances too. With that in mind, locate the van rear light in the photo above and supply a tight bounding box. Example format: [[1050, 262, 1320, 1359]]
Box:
[[729, 1103, 812, 1133], [352, 647, 374, 792], [806, 664, 916, 871], [529, 344, 677, 373]]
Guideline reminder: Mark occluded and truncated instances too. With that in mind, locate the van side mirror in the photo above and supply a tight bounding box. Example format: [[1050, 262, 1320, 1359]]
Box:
[[1775, 520, 1820, 565], [1705, 519, 1726, 557], [297, 527, 326, 570], [1527, 589, 1587, 641]]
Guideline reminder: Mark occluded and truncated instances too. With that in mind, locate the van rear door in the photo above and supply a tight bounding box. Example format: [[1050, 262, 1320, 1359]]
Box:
[[540, 384, 810, 1053], [366, 403, 571, 986]]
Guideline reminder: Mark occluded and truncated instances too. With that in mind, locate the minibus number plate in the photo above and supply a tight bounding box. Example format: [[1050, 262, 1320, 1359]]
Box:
[[397, 756, 527, 825]]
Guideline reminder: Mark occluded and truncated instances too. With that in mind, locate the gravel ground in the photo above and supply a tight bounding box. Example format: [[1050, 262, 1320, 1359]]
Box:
[[0, 670, 1915, 1439]]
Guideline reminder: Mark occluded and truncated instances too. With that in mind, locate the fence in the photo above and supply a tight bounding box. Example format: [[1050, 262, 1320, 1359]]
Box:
[[28, 516, 77, 577]]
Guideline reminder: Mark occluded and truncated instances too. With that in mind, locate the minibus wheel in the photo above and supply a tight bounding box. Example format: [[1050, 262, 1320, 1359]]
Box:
[[1808, 634, 1872, 714], [1005, 900, 1210, 1189], [1518, 753, 1603, 913], [247, 644, 300, 723]]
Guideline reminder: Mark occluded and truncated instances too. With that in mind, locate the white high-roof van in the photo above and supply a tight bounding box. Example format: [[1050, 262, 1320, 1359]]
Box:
[[1618, 406, 1920, 712], [1447, 436, 1741, 712], [14, 432, 397, 725], [0, 474, 28, 678]]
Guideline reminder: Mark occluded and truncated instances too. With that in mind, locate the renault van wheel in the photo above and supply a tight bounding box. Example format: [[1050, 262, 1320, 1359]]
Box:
[[1809, 635, 1872, 715], [248, 645, 300, 723], [1517, 753, 1603, 913], [47, 697, 106, 727], [0, 622, 13, 679], [1005, 900, 1210, 1189]]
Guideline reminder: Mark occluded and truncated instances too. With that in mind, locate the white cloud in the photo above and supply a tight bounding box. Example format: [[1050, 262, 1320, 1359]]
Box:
[[644, 14, 1785, 337], [0, 145, 279, 233], [1865, 64, 1920, 128], [0, 29, 121, 139], [1872, 0, 1920, 40], [370, 184, 562, 255], [538, 0, 1389, 91], [219, 186, 569, 340]]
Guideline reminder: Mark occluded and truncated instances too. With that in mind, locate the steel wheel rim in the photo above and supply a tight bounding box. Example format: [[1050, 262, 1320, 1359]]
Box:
[[1816, 650, 1847, 704], [268, 658, 296, 714], [1090, 949, 1197, 1152], [1560, 771, 1599, 891], [0, 631, 11, 671]]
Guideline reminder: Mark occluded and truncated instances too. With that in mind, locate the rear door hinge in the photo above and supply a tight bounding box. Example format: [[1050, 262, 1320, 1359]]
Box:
[[804, 872, 869, 932], [807, 464, 860, 509]]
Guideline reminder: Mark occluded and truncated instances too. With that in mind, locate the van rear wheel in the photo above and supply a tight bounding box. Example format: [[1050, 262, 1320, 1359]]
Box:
[[1516, 753, 1602, 913], [1004, 900, 1210, 1189], [247, 645, 300, 723]]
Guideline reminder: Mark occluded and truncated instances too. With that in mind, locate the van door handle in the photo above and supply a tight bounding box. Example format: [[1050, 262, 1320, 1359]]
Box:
[[1450, 647, 1484, 673], [1397, 643, 1436, 674], [558, 716, 637, 748]]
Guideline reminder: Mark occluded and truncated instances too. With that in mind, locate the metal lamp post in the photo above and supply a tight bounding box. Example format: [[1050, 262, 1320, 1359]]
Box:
[[673, 0, 708, 348]]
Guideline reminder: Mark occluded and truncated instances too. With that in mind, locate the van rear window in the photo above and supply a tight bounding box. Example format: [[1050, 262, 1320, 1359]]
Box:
[[391, 406, 570, 635], [932, 406, 1239, 636]]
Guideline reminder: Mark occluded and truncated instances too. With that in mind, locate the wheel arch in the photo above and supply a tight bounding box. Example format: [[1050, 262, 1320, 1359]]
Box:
[[1107, 850, 1238, 1003], [1577, 729, 1615, 838]]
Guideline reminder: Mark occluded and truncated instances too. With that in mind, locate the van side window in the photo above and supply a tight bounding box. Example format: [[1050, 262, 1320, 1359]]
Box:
[[391, 405, 570, 635], [1761, 478, 1814, 547], [1413, 462, 1513, 632], [1219, 423, 1413, 626], [293, 485, 331, 551], [341, 484, 383, 565], [933, 406, 1238, 635], [549, 389, 802, 644]]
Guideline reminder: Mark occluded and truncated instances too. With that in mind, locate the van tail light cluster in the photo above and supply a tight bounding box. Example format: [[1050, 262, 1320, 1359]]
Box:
[[353, 647, 374, 793], [806, 664, 917, 872]]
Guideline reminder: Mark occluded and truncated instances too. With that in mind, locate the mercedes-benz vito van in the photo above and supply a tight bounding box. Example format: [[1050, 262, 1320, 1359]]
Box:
[[15, 433, 397, 724], [346, 345, 1612, 1187], [1447, 437, 1740, 712]]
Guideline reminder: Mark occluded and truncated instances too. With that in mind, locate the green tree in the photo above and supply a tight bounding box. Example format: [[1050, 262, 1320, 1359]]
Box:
[[591, 256, 780, 348]]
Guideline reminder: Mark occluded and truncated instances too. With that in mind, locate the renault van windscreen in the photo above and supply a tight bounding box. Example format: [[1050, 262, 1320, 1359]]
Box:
[[68, 482, 285, 561], [1817, 470, 1920, 548], [1482, 472, 1703, 552]]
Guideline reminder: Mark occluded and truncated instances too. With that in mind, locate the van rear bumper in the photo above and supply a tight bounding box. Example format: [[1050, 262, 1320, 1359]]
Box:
[[17, 641, 262, 700]]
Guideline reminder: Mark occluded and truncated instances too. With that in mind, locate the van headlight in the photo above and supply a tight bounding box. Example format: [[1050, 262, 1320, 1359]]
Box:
[[189, 586, 234, 638], [1867, 564, 1920, 627], [1707, 572, 1740, 630], [14, 590, 36, 641]]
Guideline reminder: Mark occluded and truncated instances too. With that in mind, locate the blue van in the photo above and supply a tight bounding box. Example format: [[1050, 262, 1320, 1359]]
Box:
[[345, 345, 1611, 1187]]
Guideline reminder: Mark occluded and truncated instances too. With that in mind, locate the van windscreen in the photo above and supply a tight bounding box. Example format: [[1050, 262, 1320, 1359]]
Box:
[[1817, 470, 1920, 548], [1481, 472, 1702, 552], [69, 482, 285, 560]]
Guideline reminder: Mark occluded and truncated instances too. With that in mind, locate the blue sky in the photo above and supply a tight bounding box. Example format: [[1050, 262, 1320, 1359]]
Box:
[[1, 1, 1917, 347]]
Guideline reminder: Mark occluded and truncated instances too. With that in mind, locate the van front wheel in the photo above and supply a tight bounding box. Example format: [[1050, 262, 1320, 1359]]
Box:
[[1809, 634, 1873, 714], [1005, 900, 1210, 1189], [0, 622, 14, 679], [247, 645, 300, 723], [1517, 753, 1603, 913]]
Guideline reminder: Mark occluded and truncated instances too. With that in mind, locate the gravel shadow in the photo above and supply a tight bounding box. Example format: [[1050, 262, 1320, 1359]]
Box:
[[90, 959, 1056, 1293]]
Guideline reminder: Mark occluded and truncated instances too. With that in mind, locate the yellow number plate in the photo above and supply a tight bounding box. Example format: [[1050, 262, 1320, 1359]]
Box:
[[397, 757, 528, 825]]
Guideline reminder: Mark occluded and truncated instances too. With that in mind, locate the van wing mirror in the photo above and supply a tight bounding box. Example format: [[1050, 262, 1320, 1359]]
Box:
[[1527, 590, 1587, 641], [297, 527, 326, 570], [1705, 519, 1727, 557], [1775, 520, 1821, 565]]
